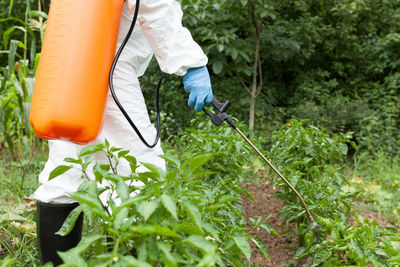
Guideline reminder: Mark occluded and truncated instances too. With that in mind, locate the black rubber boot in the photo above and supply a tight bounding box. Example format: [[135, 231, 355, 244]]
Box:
[[37, 201, 84, 266]]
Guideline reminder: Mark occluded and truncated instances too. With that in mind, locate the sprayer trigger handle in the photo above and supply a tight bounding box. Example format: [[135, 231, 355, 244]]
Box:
[[211, 97, 231, 113]]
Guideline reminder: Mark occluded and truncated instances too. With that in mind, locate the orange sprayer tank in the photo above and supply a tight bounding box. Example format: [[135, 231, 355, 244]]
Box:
[[30, 0, 124, 144]]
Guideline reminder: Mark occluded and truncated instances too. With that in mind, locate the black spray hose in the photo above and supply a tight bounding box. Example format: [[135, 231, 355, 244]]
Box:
[[203, 97, 315, 223], [109, 0, 166, 148]]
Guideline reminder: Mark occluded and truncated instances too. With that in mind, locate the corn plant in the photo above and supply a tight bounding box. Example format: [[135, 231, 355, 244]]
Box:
[[0, 0, 47, 190]]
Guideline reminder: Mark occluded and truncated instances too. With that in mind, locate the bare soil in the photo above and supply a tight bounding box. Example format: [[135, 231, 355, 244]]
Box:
[[242, 182, 301, 266]]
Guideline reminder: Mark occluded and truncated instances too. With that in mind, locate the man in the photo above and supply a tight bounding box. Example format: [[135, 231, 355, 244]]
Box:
[[34, 0, 213, 264]]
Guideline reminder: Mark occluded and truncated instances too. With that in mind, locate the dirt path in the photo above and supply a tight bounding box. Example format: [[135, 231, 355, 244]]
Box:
[[242, 182, 300, 266]]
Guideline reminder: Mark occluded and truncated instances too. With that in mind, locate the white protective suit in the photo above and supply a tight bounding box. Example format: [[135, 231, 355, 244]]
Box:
[[34, 0, 208, 204]]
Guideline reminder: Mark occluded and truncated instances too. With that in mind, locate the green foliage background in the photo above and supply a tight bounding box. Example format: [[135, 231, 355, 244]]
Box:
[[1, 0, 400, 156], [144, 0, 400, 155]]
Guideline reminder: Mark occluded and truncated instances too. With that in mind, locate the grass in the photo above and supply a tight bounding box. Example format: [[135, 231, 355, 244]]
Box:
[[0, 147, 46, 266], [345, 151, 400, 224]]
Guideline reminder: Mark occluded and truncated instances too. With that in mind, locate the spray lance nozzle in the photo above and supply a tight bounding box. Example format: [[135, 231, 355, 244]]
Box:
[[202, 97, 237, 129], [202, 96, 315, 223]]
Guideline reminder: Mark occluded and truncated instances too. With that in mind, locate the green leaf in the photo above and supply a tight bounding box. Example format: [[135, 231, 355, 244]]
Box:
[[173, 223, 203, 235], [136, 199, 159, 221], [79, 143, 105, 156], [3, 26, 16, 49], [56, 205, 83, 236], [348, 239, 364, 259], [110, 147, 122, 153], [189, 154, 212, 173], [30, 10, 48, 19], [0, 211, 27, 223], [157, 242, 177, 267], [49, 165, 73, 180], [4, 132, 15, 161], [389, 256, 400, 263], [160, 154, 181, 169], [231, 49, 238, 60], [0, 256, 16, 267], [294, 247, 307, 259], [118, 194, 149, 211], [376, 227, 398, 236], [161, 195, 178, 220], [181, 199, 203, 233], [58, 250, 88, 266], [117, 256, 152, 267], [337, 143, 348, 155], [118, 150, 130, 158], [113, 207, 129, 230], [212, 61, 223, 74], [116, 181, 129, 201], [7, 39, 18, 79], [251, 236, 269, 261], [184, 235, 215, 254], [70, 234, 103, 254], [71, 192, 108, 218], [93, 163, 109, 183], [124, 155, 138, 173], [130, 225, 178, 237], [233, 236, 251, 261], [313, 247, 332, 266], [141, 163, 165, 181], [218, 196, 239, 204], [201, 222, 221, 242], [30, 38, 36, 69], [64, 157, 82, 164], [197, 249, 219, 267]]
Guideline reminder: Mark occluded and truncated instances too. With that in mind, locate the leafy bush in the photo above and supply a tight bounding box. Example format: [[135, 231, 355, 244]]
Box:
[[270, 120, 355, 222], [269, 120, 400, 266], [176, 113, 253, 182], [50, 140, 268, 266]]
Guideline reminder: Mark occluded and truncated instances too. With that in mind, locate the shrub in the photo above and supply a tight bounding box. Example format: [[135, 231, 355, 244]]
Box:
[[50, 140, 268, 266], [269, 120, 400, 266]]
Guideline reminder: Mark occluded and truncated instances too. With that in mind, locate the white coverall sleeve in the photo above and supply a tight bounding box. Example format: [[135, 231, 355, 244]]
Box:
[[129, 0, 208, 76]]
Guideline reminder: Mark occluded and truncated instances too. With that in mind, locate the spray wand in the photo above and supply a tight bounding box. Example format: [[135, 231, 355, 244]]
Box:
[[112, 0, 314, 223], [203, 97, 314, 223]]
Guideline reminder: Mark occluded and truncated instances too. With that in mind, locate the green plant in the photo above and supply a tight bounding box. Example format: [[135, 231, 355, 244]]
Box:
[[50, 140, 269, 266], [347, 151, 400, 224], [177, 113, 253, 182], [0, 189, 38, 265], [0, 256, 17, 266], [296, 216, 400, 266], [268, 119, 400, 266], [270, 119, 355, 223], [0, 0, 47, 192]]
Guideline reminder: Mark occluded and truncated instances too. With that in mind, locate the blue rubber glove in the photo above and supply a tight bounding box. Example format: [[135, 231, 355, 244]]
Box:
[[183, 66, 213, 112]]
